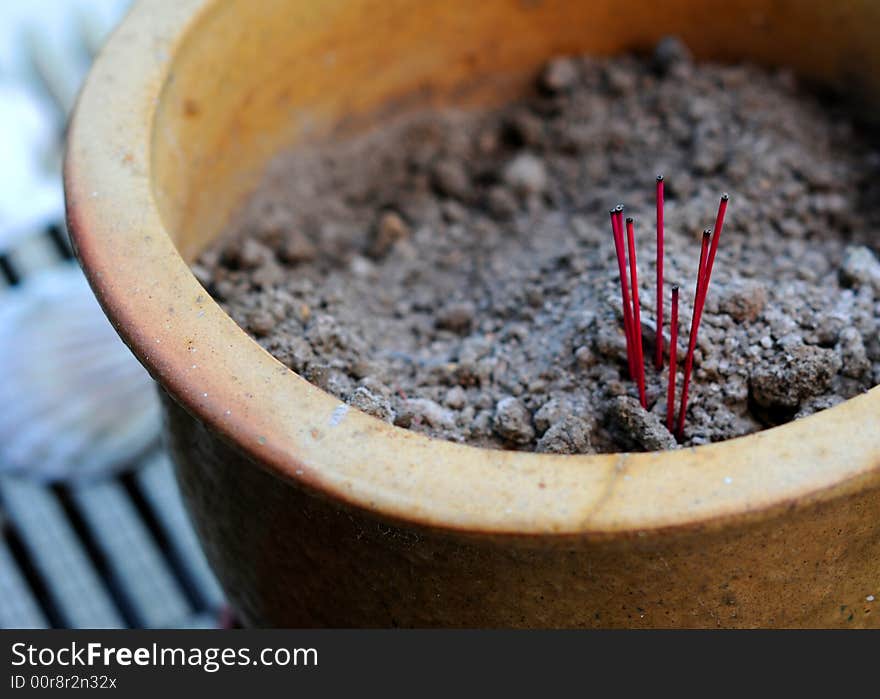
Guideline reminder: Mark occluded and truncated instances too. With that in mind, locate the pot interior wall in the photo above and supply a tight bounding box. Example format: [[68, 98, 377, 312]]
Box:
[[151, 0, 880, 261]]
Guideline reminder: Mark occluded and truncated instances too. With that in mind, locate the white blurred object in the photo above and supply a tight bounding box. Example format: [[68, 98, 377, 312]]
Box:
[[0, 0, 130, 250], [0, 0, 156, 483], [0, 83, 63, 250], [0, 265, 160, 482], [0, 0, 129, 77]]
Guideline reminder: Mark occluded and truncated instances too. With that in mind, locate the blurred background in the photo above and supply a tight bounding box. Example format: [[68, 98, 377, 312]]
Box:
[[0, 0, 225, 629]]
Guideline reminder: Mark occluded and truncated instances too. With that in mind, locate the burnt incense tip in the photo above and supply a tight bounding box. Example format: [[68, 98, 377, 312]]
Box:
[[626, 216, 634, 224], [703, 228, 711, 238], [656, 174, 664, 182], [615, 203, 625, 212], [672, 284, 679, 292], [721, 193, 729, 201]]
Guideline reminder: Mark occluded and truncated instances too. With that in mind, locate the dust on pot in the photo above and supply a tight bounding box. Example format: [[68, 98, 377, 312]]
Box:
[[66, 0, 880, 627]]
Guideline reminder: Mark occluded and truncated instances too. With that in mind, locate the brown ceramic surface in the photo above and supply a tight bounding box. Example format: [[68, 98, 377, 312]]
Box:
[[65, 0, 880, 627]]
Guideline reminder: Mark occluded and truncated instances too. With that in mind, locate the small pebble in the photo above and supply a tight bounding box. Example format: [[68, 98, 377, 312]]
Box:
[[840, 245, 880, 292], [487, 186, 519, 220], [444, 386, 467, 409], [750, 344, 842, 409], [396, 398, 456, 429], [536, 415, 593, 454], [348, 387, 395, 422], [436, 302, 476, 333], [349, 255, 374, 278], [794, 394, 845, 420], [223, 238, 272, 270], [604, 64, 637, 95], [277, 230, 318, 264], [534, 398, 566, 434], [431, 159, 470, 200], [503, 153, 547, 197], [836, 327, 871, 379], [540, 57, 578, 92], [370, 211, 411, 258], [606, 397, 677, 451], [493, 397, 535, 444], [574, 345, 596, 368], [247, 309, 275, 337], [652, 36, 693, 75], [718, 280, 767, 323], [505, 110, 545, 147]]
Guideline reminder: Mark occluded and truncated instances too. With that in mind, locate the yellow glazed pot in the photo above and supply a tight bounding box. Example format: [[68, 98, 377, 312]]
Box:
[[66, 0, 880, 627]]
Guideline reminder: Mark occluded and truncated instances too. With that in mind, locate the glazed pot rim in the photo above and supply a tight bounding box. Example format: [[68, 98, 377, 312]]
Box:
[[64, 0, 880, 538]]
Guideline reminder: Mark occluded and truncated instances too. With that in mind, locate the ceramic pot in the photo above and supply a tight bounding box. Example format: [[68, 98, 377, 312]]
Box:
[[65, 0, 880, 627]]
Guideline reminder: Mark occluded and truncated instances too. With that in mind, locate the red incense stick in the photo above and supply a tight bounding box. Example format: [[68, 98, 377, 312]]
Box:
[[700, 195, 728, 298], [626, 216, 647, 407], [654, 175, 665, 370], [693, 194, 729, 324], [676, 194, 728, 436], [610, 206, 636, 379], [666, 285, 679, 431], [676, 228, 711, 438]]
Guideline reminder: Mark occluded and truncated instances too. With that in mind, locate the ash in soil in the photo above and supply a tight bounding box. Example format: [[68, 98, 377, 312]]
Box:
[[195, 39, 880, 454]]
